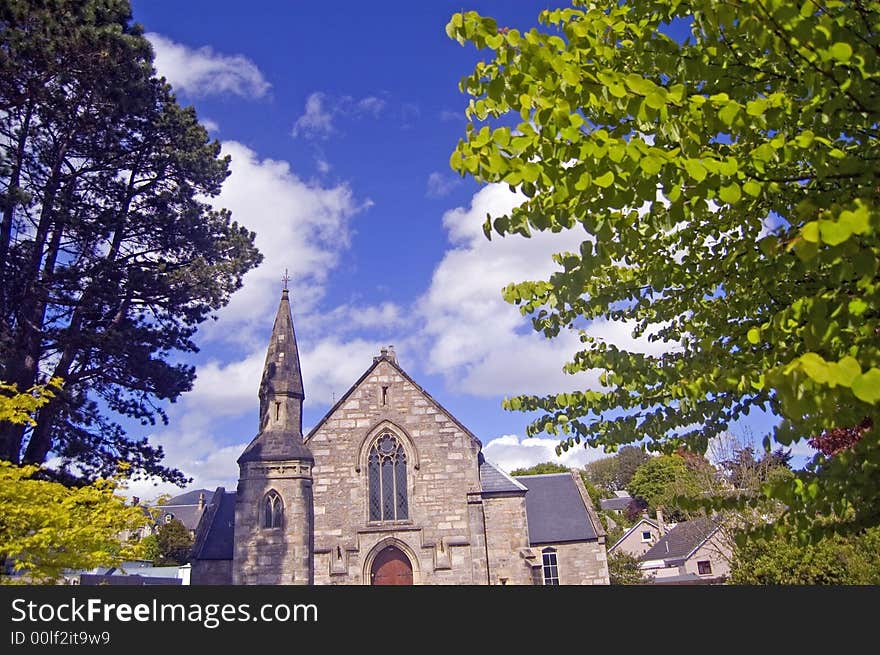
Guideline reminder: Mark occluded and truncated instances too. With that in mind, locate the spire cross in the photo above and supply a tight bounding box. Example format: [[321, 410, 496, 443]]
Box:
[[282, 268, 290, 291]]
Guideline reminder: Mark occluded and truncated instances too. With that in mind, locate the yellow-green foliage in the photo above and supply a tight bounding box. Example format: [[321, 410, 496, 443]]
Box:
[[0, 381, 149, 583], [0, 461, 150, 584], [0, 378, 61, 426]]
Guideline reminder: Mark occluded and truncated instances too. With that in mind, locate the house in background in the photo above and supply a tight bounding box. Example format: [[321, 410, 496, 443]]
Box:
[[599, 491, 634, 515], [608, 517, 662, 558], [64, 560, 190, 585], [640, 516, 731, 584]]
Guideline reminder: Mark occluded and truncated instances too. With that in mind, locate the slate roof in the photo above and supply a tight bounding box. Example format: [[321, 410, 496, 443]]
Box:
[[164, 489, 214, 506], [238, 427, 314, 463], [600, 496, 634, 511], [513, 473, 599, 544], [641, 516, 718, 563], [191, 488, 236, 561], [479, 454, 527, 494]]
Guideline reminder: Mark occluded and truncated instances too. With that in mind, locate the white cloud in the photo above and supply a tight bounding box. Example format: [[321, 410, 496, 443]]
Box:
[[482, 434, 605, 473], [426, 172, 461, 198], [201, 140, 370, 344], [417, 183, 592, 396], [201, 118, 220, 133], [417, 183, 679, 398], [356, 96, 386, 117], [292, 92, 387, 139], [146, 33, 270, 98], [292, 92, 335, 139], [316, 158, 331, 174]]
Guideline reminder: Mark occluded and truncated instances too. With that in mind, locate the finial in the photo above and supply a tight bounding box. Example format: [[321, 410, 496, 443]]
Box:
[[282, 268, 290, 292]]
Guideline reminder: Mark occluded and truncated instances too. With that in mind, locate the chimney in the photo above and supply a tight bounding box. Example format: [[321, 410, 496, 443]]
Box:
[[198, 492, 206, 512], [387, 344, 397, 364], [656, 508, 665, 536]]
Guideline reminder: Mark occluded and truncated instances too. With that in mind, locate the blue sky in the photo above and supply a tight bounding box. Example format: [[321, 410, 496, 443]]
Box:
[[123, 1, 808, 499]]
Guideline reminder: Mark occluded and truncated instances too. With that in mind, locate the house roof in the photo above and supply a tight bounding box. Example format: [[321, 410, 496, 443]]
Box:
[[513, 473, 599, 544], [608, 518, 660, 552], [600, 496, 634, 511], [641, 517, 718, 563], [162, 489, 214, 507], [479, 455, 528, 494], [154, 505, 205, 532], [191, 487, 236, 561], [304, 353, 481, 449]]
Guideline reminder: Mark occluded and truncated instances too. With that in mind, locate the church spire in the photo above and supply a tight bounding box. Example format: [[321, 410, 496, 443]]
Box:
[[259, 284, 305, 429], [238, 281, 312, 464]]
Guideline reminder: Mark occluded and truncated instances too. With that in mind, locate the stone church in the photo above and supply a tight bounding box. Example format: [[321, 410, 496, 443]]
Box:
[[190, 288, 609, 585]]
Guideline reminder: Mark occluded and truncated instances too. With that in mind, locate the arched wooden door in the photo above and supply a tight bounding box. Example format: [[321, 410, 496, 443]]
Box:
[[370, 546, 413, 585]]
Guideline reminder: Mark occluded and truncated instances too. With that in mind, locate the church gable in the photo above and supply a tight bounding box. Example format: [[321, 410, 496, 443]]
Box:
[[305, 349, 485, 584]]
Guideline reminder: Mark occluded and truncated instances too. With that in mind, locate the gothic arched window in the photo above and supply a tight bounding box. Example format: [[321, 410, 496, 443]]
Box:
[[368, 433, 408, 521], [263, 491, 283, 529]]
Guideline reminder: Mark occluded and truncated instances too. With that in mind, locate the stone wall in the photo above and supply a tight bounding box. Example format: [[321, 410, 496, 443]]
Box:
[[307, 358, 486, 585], [536, 541, 609, 585], [191, 559, 232, 585], [232, 460, 313, 585], [482, 494, 533, 585]]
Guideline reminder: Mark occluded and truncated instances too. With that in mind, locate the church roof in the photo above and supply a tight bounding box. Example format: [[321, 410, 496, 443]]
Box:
[[238, 427, 314, 463], [190, 488, 236, 561], [514, 473, 600, 545], [479, 454, 528, 494], [304, 351, 482, 449]]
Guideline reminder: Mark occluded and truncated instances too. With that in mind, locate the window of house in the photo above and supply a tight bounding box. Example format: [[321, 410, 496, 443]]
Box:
[[368, 433, 408, 521], [542, 548, 560, 585], [697, 560, 712, 575], [263, 491, 283, 529], [641, 531, 652, 542]]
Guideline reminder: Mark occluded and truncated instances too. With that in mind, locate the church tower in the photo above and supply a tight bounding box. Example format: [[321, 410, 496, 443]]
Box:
[[232, 285, 314, 584]]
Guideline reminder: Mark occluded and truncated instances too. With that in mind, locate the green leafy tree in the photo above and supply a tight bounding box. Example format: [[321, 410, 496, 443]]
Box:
[[583, 455, 619, 491], [447, 0, 880, 539], [139, 533, 161, 563], [155, 518, 193, 565], [0, 460, 148, 583], [607, 550, 646, 585], [730, 527, 880, 584], [509, 461, 569, 476], [627, 454, 708, 519], [0, 0, 261, 483], [0, 381, 148, 583]]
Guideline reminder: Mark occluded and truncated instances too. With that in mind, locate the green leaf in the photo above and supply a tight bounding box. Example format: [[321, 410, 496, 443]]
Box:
[[801, 221, 820, 243], [718, 102, 739, 126], [852, 369, 880, 403], [743, 180, 762, 197], [849, 298, 868, 316], [747, 328, 761, 344], [719, 182, 741, 204], [818, 218, 852, 246], [684, 159, 707, 182], [798, 352, 830, 383], [640, 156, 663, 175], [594, 171, 615, 188], [829, 42, 853, 62]]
